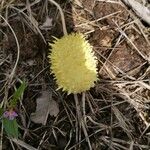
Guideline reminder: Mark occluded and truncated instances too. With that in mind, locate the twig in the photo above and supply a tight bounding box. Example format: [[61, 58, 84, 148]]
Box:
[[0, 124, 4, 150], [48, 0, 67, 35], [74, 94, 92, 150], [64, 130, 73, 150], [0, 14, 20, 149], [114, 21, 148, 61], [9, 5, 46, 44], [11, 138, 37, 150], [121, 0, 150, 25], [0, 15, 20, 85]]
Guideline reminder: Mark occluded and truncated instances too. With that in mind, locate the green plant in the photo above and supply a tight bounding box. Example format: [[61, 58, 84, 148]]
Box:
[[1, 80, 26, 138]]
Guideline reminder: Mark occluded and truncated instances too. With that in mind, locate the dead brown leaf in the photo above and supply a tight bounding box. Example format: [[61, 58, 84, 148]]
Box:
[[39, 16, 53, 30], [30, 90, 59, 125]]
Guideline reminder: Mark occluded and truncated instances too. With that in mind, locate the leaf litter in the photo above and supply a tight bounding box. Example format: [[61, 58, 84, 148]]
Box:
[[31, 90, 59, 125], [0, 0, 150, 149]]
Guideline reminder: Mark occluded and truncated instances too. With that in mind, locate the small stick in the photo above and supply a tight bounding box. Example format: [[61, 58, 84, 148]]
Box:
[[0, 14, 20, 150], [11, 138, 37, 150], [0, 15, 20, 85], [48, 0, 67, 36], [74, 94, 92, 150]]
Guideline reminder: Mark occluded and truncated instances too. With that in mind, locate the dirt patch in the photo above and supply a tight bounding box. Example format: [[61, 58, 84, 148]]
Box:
[[93, 1, 129, 26]]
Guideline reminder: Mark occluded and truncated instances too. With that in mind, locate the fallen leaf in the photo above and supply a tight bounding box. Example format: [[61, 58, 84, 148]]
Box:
[[49, 99, 59, 117], [31, 90, 59, 125], [39, 16, 53, 30]]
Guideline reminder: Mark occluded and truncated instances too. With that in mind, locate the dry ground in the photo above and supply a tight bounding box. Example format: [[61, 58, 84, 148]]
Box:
[[0, 0, 150, 149]]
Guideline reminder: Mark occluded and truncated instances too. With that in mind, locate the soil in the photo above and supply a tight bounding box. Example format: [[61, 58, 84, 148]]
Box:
[[0, 0, 150, 150]]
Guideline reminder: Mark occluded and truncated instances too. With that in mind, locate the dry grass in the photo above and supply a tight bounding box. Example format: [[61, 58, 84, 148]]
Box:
[[0, 0, 150, 149]]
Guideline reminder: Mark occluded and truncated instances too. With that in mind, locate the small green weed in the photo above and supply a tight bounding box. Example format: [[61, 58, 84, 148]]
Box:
[[1, 80, 27, 138]]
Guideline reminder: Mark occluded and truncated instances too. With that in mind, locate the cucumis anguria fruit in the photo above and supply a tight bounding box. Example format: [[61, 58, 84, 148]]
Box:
[[48, 33, 98, 94]]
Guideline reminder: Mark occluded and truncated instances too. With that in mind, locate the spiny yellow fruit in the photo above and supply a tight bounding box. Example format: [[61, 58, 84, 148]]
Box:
[[48, 33, 97, 94]]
